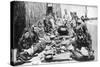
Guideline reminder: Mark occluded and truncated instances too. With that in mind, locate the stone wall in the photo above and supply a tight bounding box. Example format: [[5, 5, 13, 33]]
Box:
[[25, 2, 46, 27], [53, 3, 62, 18], [25, 2, 62, 28]]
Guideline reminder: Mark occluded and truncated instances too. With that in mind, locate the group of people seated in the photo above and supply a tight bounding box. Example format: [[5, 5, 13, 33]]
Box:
[[16, 9, 94, 64]]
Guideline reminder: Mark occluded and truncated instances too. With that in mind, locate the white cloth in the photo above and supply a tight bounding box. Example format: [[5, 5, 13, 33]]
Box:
[[81, 47, 88, 56]]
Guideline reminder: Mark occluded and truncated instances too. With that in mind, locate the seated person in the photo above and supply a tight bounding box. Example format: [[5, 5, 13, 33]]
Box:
[[70, 47, 94, 61]]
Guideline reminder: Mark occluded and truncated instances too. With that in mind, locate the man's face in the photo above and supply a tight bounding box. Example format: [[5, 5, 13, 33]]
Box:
[[72, 20, 77, 27], [34, 27, 37, 32], [70, 12, 74, 18], [64, 9, 67, 14]]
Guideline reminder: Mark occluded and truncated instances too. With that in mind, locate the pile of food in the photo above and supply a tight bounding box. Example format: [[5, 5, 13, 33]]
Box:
[[16, 12, 95, 65]]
